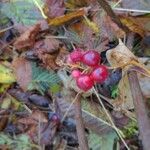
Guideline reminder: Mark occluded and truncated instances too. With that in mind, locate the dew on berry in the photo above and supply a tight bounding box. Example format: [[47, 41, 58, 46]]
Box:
[[76, 74, 94, 91], [82, 50, 101, 66], [91, 65, 108, 83]]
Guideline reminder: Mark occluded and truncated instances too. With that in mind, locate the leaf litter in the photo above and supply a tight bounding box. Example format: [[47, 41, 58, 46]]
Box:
[[0, 0, 150, 149]]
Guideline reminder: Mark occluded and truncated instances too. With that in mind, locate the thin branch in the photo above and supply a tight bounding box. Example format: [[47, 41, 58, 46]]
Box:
[[97, 0, 129, 33], [93, 88, 130, 150], [74, 93, 89, 150], [125, 33, 150, 150], [128, 71, 150, 150]]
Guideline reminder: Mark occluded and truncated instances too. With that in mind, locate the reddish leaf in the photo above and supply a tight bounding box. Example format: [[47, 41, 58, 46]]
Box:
[[14, 24, 41, 50], [12, 57, 32, 91], [44, 0, 65, 19]]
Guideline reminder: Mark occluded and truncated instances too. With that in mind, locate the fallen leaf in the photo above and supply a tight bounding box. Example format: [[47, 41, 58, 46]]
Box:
[[120, 16, 145, 37], [0, 62, 16, 84], [14, 24, 41, 50], [18, 110, 48, 125], [48, 8, 87, 26], [34, 38, 61, 54], [104, 16, 125, 38], [12, 57, 32, 91], [113, 74, 134, 110], [44, 0, 65, 19]]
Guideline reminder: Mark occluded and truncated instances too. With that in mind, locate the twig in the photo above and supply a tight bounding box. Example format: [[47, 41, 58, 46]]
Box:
[[93, 88, 130, 150], [97, 0, 129, 33], [61, 92, 81, 122], [113, 8, 150, 14], [32, 0, 47, 19], [126, 33, 150, 150], [74, 93, 89, 150], [128, 71, 150, 150]]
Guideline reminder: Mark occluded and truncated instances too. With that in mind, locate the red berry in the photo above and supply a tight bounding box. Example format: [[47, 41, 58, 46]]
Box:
[[82, 50, 100, 66], [70, 49, 83, 63], [71, 69, 81, 78], [91, 65, 108, 83], [76, 74, 94, 91], [66, 55, 73, 64]]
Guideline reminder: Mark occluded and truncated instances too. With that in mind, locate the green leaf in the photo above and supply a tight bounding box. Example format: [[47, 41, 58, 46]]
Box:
[[111, 85, 119, 99], [1, 0, 44, 25], [88, 131, 119, 150], [0, 63, 16, 84], [28, 63, 61, 94]]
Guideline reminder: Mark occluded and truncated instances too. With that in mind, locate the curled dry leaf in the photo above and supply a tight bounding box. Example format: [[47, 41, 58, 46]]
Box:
[[48, 8, 87, 26], [33, 38, 67, 70], [120, 17, 145, 37], [14, 24, 41, 50], [12, 57, 32, 91], [106, 39, 150, 77], [106, 39, 138, 67], [44, 0, 65, 19]]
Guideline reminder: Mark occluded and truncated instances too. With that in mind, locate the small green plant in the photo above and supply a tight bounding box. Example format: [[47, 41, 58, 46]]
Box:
[[0, 133, 39, 150], [122, 121, 138, 138]]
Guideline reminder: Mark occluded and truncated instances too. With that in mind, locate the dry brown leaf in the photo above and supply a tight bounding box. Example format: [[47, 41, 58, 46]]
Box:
[[34, 38, 61, 54], [37, 45, 68, 70], [106, 39, 150, 77], [48, 8, 87, 26], [18, 110, 47, 125], [14, 24, 41, 50], [44, 0, 65, 19], [104, 16, 125, 38], [113, 74, 134, 110], [120, 17, 145, 37], [106, 39, 138, 67], [12, 57, 32, 91]]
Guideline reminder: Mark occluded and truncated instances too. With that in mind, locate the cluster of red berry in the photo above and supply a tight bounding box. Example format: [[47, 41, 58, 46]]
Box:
[[68, 49, 108, 91]]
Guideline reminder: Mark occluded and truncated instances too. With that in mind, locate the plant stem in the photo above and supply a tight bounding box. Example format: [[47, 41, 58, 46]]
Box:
[[74, 93, 89, 150], [128, 71, 150, 150], [97, 0, 129, 33]]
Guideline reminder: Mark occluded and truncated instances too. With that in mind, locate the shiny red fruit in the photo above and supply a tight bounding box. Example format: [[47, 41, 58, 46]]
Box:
[[91, 65, 108, 83], [76, 75, 94, 91], [82, 50, 100, 66], [71, 69, 81, 79], [70, 49, 83, 63]]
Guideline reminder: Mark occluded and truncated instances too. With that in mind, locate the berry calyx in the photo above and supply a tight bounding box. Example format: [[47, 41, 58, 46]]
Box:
[[91, 65, 108, 83], [48, 112, 60, 124], [70, 49, 83, 63], [71, 69, 81, 79], [82, 50, 101, 66], [76, 74, 94, 91]]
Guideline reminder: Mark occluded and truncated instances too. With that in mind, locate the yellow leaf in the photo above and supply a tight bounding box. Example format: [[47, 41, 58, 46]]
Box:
[[0, 63, 16, 84], [84, 16, 99, 33], [48, 9, 86, 26], [120, 17, 145, 37]]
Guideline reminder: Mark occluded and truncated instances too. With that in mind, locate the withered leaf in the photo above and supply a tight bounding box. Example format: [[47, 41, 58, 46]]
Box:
[[34, 38, 61, 54], [18, 110, 48, 125], [14, 24, 41, 50], [48, 8, 87, 26], [120, 17, 145, 37], [12, 57, 32, 91], [104, 16, 125, 39]]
